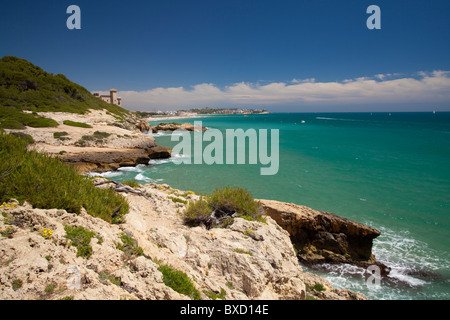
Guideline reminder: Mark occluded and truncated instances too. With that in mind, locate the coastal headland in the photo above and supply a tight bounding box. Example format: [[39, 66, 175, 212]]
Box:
[[1, 56, 382, 300], [1, 108, 383, 300]]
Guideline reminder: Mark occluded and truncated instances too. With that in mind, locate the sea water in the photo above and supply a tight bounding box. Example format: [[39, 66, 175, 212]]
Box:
[[99, 112, 450, 300]]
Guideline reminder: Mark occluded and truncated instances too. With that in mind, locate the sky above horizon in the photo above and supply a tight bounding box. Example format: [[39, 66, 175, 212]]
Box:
[[1, 0, 450, 112]]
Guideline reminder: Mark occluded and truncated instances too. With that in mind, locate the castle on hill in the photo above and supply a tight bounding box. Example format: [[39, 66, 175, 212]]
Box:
[[93, 89, 122, 107]]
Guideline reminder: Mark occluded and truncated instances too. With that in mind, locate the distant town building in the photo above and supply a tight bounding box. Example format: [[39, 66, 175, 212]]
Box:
[[93, 89, 122, 107], [176, 111, 197, 116]]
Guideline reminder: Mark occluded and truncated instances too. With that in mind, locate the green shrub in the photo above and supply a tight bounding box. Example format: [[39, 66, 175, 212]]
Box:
[[24, 116, 58, 128], [99, 271, 122, 286], [183, 197, 213, 227], [63, 120, 92, 128], [182, 187, 264, 229], [0, 108, 58, 129], [44, 282, 57, 293], [9, 132, 34, 145], [64, 225, 96, 259], [53, 131, 70, 140], [93, 131, 111, 139], [203, 288, 226, 300], [0, 132, 129, 223], [11, 279, 23, 290], [158, 264, 201, 300], [209, 186, 262, 220], [169, 196, 187, 204], [115, 232, 143, 260], [311, 283, 326, 292], [75, 131, 111, 146]]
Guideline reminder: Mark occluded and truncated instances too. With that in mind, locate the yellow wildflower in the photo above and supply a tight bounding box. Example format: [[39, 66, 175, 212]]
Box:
[[40, 228, 53, 239]]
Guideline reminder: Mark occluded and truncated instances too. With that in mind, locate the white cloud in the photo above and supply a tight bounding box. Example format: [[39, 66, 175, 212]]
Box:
[[291, 78, 316, 84], [114, 71, 450, 111]]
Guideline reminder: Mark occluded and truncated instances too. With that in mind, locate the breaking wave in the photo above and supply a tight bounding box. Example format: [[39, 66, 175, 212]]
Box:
[[302, 223, 450, 300]]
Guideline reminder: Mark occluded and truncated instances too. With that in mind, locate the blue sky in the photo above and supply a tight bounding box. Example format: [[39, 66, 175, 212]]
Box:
[[1, 0, 450, 111]]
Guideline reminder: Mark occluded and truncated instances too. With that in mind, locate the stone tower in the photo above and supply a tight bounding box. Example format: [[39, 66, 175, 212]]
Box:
[[110, 89, 117, 105]]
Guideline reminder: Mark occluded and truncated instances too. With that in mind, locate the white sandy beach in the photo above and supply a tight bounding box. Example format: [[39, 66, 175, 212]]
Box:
[[146, 114, 215, 122]]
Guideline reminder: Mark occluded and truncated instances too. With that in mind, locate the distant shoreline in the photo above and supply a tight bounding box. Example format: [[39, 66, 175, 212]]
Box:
[[146, 112, 270, 122], [146, 114, 215, 122]]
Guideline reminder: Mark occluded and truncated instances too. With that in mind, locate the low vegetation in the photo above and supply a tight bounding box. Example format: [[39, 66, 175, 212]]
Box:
[[183, 186, 265, 228], [157, 263, 201, 300], [99, 271, 122, 286], [0, 56, 129, 129], [64, 225, 97, 259], [63, 120, 92, 128], [0, 131, 129, 223], [75, 131, 112, 146], [53, 131, 70, 141], [0, 108, 59, 129], [203, 288, 226, 300], [115, 232, 144, 260]]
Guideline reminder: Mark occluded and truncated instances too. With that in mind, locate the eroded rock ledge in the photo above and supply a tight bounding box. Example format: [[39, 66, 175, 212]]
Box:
[[6, 110, 173, 174], [151, 122, 207, 133], [259, 199, 389, 275]]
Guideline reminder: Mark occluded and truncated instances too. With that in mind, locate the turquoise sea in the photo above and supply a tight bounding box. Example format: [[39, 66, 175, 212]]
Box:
[[99, 112, 450, 300]]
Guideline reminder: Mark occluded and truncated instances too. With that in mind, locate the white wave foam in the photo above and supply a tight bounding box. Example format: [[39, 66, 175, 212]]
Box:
[[304, 223, 449, 299], [93, 171, 123, 178], [148, 153, 191, 166], [148, 131, 189, 137], [148, 159, 171, 165], [117, 165, 144, 173], [135, 173, 152, 182], [316, 117, 364, 122], [372, 226, 445, 274], [171, 153, 191, 159]]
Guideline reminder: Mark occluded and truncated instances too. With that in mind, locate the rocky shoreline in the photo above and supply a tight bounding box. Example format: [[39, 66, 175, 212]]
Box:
[[260, 200, 390, 278], [5, 110, 173, 173], [0, 182, 367, 300], [1, 109, 385, 300]]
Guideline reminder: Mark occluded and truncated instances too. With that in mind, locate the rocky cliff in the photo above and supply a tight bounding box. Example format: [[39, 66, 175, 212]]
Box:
[[259, 199, 389, 274], [0, 183, 367, 300]]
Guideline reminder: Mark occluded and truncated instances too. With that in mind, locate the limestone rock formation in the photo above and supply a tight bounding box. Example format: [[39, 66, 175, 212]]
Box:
[[136, 119, 151, 133], [147, 145, 172, 160], [259, 199, 385, 272], [0, 184, 367, 300], [152, 122, 207, 133], [6, 109, 173, 174], [59, 147, 155, 173]]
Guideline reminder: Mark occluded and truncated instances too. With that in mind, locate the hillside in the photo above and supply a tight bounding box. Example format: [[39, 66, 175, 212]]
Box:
[[0, 56, 129, 129]]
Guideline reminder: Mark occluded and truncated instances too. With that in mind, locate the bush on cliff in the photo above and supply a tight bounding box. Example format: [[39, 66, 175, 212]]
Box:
[[183, 186, 265, 228], [0, 131, 129, 223]]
